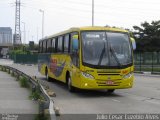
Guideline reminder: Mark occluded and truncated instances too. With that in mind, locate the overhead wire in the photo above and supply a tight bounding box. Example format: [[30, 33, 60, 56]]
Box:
[[24, 0, 160, 17], [6, 0, 160, 28], [24, 0, 160, 19], [25, 0, 160, 12], [22, 6, 150, 26]]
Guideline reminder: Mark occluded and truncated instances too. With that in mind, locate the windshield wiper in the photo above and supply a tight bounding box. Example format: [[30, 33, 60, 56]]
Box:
[[109, 45, 122, 67], [98, 44, 105, 65]]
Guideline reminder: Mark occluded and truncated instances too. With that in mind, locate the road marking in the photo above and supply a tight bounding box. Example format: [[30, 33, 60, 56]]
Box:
[[142, 97, 160, 105], [112, 99, 120, 102]]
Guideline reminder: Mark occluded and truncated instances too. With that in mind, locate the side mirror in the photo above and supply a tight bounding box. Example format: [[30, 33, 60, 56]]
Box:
[[72, 35, 79, 51], [130, 37, 136, 50]]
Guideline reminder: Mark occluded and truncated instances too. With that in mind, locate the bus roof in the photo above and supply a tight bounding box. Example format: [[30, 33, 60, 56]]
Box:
[[40, 26, 128, 41]]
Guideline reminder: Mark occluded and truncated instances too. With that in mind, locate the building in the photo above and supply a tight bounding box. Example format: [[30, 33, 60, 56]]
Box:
[[0, 27, 12, 58], [0, 27, 12, 45]]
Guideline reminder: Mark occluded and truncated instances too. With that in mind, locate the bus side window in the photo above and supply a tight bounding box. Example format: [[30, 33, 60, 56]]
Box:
[[46, 40, 48, 53], [57, 36, 63, 52], [45, 40, 47, 53], [62, 36, 65, 53], [55, 37, 58, 53], [47, 39, 52, 53], [41, 41, 43, 53], [39, 41, 42, 53], [43, 40, 46, 53], [52, 38, 56, 53], [64, 34, 70, 53]]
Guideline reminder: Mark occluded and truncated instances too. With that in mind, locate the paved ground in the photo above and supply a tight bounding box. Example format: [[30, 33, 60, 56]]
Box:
[[3, 59, 160, 119], [0, 60, 38, 120], [0, 59, 13, 65]]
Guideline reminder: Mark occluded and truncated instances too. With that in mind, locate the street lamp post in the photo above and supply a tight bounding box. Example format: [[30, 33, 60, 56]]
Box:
[[37, 27, 39, 43], [92, 0, 94, 26], [21, 22, 26, 44], [39, 9, 44, 39]]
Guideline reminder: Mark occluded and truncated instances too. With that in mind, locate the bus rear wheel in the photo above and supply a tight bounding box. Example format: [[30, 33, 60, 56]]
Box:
[[45, 68, 52, 82], [67, 74, 75, 92]]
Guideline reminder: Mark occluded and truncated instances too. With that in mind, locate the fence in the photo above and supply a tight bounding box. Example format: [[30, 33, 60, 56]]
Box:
[[10, 54, 38, 64], [8, 52, 160, 73], [134, 52, 160, 73]]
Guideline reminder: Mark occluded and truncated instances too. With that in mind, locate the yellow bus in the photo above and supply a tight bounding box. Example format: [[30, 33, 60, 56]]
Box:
[[38, 26, 136, 92]]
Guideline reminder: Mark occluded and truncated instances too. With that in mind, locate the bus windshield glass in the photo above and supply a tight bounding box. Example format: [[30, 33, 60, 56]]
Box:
[[81, 31, 132, 67]]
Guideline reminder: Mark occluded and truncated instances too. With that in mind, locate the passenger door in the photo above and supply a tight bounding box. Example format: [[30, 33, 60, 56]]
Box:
[[70, 32, 81, 87]]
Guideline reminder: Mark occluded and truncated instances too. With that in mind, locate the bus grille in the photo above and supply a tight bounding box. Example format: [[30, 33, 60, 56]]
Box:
[[96, 80, 121, 86], [98, 73, 120, 76], [97, 71, 121, 76]]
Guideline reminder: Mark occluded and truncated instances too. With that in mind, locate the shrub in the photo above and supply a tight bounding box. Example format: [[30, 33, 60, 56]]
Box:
[[19, 76, 29, 88], [29, 85, 45, 101], [35, 113, 50, 120], [11, 71, 14, 76]]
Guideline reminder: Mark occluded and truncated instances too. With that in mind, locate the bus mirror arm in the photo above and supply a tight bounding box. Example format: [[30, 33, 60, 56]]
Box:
[[131, 37, 136, 50]]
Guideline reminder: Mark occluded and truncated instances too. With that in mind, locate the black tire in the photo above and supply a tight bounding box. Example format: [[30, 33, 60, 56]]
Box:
[[67, 74, 75, 92], [46, 68, 52, 82], [107, 89, 115, 93]]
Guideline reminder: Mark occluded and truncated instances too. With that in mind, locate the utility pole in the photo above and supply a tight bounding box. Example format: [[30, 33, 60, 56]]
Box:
[[37, 27, 39, 43], [14, 0, 22, 48], [92, 0, 94, 26], [32, 36, 34, 41], [27, 31, 30, 44]]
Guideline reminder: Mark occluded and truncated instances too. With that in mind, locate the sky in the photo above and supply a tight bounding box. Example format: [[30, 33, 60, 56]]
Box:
[[0, 0, 160, 44]]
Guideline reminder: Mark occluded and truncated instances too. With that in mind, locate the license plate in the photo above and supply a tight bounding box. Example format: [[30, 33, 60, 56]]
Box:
[[106, 80, 114, 85]]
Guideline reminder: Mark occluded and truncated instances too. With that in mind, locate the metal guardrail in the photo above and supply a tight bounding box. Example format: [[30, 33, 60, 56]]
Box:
[[0, 65, 56, 120]]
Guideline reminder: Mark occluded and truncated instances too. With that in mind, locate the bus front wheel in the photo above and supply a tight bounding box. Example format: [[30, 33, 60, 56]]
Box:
[[107, 89, 115, 93], [67, 74, 75, 92]]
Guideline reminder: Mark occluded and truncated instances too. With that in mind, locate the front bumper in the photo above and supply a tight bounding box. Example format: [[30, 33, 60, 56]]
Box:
[[77, 75, 134, 90]]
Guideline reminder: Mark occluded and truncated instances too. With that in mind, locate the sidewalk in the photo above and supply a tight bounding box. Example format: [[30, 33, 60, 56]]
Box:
[[0, 59, 56, 120], [0, 70, 38, 118]]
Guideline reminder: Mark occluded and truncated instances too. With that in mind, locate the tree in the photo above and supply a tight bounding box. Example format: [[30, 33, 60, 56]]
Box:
[[133, 20, 160, 52]]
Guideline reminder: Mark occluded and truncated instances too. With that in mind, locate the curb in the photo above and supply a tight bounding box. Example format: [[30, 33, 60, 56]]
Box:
[[134, 71, 160, 77]]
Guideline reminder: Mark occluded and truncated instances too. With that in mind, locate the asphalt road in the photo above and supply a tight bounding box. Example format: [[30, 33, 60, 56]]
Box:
[[7, 62, 160, 119], [41, 75, 160, 114]]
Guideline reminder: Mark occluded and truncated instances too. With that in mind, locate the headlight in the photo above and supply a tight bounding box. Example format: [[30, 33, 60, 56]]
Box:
[[123, 72, 133, 79], [81, 72, 94, 79]]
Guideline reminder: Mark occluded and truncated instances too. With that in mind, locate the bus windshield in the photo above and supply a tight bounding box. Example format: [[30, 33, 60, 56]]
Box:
[[81, 31, 132, 67]]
